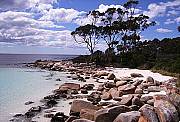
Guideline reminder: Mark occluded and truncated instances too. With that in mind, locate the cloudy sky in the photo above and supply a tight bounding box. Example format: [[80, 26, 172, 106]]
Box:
[[0, 0, 179, 54]]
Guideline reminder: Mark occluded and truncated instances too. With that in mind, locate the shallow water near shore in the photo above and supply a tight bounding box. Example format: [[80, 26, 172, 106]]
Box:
[[0, 67, 67, 122]]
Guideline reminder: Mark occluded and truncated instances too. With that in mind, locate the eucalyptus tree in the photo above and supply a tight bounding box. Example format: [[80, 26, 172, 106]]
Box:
[[99, 8, 120, 49], [71, 10, 101, 55], [114, 0, 156, 52]]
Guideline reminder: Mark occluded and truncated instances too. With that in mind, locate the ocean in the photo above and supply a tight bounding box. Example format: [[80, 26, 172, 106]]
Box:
[[0, 54, 77, 122]]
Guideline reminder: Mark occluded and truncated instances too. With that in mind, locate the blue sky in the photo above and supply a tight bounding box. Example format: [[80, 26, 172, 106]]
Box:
[[0, 0, 179, 54]]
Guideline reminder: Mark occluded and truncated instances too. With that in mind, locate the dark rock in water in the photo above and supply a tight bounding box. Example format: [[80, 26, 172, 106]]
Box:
[[13, 113, 24, 117], [46, 99, 58, 107], [25, 106, 42, 118], [56, 78, 61, 81], [44, 94, 61, 100], [113, 111, 140, 122], [44, 113, 54, 118], [51, 116, 65, 122], [51, 112, 68, 122], [46, 78, 52, 80], [25, 101, 34, 105], [130, 73, 143, 78]]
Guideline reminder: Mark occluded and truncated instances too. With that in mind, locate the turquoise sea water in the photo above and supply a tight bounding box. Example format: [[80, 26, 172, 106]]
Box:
[[0, 68, 59, 121], [0, 54, 76, 121], [0, 68, 72, 122]]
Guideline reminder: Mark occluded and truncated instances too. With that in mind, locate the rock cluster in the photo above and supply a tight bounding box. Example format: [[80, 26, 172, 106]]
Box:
[[19, 60, 180, 122]]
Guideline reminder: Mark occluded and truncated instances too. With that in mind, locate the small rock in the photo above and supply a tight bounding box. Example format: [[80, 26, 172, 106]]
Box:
[[81, 89, 88, 94], [116, 81, 127, 87], [130, 73, 143, 78], [105, 82, 116, 88], [133, 80, 143, 87], [107, 73, 116, 80], [146, 76, 154, 84], [147, 86, 161, 92], [46, 99, 58, 107], [101, 92, 112, 100], [130, 105, 140, 111], [25, 101, 34, 105], [56, 78, 61, 81], [118, 94, 133, 106], [109, 88, 123, 99], [118, 84, 136, 94], [59, 83, 80, 91], [140, 96, 153, 103], [147, 99, 154, 106], [132, 97, 144, 107], [44, 113, 54, 118], [135, 88, 143, 94], [82, 84, 94, 90], [87, 92, 101, 104]]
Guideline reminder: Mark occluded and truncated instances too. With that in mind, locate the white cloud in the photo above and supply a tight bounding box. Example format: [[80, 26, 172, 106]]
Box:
[[167, 10, 179, 16], [0, 0, 57, 10], [175, 17, 180, 23], [144, 0, 180, 18], [39, 8, 86, 23], [0, 10, 79, 48], [164, 19, 175, 24], [156, 28, 173, 33]]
